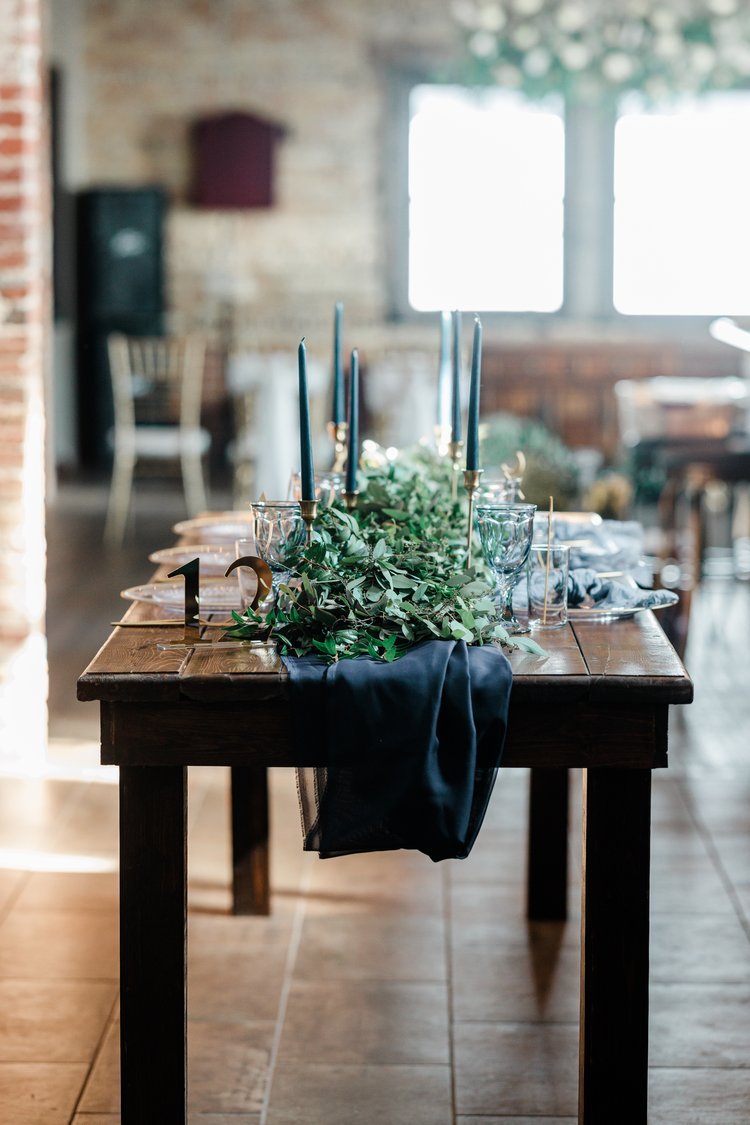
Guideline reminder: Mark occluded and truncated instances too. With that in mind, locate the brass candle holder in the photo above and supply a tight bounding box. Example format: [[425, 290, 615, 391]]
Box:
[[463, 468, 484, 568], [342, 489, 359, 512], [299, 498, 319, 545], [327, 420, 348, 473], [449, 440, 464, 501]]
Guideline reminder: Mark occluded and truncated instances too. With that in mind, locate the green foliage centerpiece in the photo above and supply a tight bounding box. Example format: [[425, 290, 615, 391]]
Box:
[[227, 447, 544, 663]]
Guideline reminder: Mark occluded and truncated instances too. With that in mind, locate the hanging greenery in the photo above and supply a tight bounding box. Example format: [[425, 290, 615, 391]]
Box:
[[452, 0, 750, 102]]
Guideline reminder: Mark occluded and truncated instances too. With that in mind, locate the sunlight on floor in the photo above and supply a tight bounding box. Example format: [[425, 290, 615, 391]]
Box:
[[0, 846, 117, 873]]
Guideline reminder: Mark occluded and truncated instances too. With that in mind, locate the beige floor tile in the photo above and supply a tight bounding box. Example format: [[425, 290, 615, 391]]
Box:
[[188, 1117, 261, 1124], [73, 1112, 263, 1123], [278, 979, 449, 1066], [650, 982, 750, 1068], [77, 1020, 118, 1114], [449, 878, 529, 925], [188, 905, 296, 949], [451, 923, 581, 1022], [0, 778, 80, 849], [48, 783, 119, 859], [188, 944, 287, 1023], [649, 1066, 750, 1123], [79, 1016, 275, 1116], [681, 775, 750, 837], [451, 828, 528, 884], [188, 1019, 274, 1115], [707, 833, 750, 887], [650, 858, 735, 913], [72, 1117, 121, 1124], [454, 1022, 578, 1117], [72, 1116, 121, 1124], [0, 1061, 88, 1123], [14, 871, 119, 913], [0, 979, 115, 1062], [0, 909, 118, 980], [650, 913, 750, 983], [457, 1119, 576, 1124], [294, 912, 446, 982], [266, 1062, 452, 1125], [0, 869, 25, 915], [305, 849, 444, 916]]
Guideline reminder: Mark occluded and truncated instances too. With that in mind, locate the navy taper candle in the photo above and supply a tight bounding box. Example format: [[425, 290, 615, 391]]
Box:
[[451, 309, 462, 443], [298, 339, 315, 501], [332, 301, 344, 424], [345, 348, 359, 493], [466, 316, 482, 471]]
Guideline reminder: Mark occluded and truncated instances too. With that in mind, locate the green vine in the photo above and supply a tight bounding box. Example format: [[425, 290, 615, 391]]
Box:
[[227, 448, 544, 663]]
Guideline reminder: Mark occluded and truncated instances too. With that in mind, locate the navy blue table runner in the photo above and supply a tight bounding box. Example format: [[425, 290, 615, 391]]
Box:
[[285, 639, 512, 862]]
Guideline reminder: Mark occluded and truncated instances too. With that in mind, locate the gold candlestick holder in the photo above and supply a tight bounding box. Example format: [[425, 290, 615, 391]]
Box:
[[327, 420, 348, 472], [299, 498, 319, 545], [342, 489, 359, 512], [463, 468, 484, 568], [449, 440, 464, 501]]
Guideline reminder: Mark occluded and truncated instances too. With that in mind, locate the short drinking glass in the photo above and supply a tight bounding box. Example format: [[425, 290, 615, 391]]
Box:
[[527, 543, 570, 629], [475, 503, 536, 634], [252, 501, 306, 594]]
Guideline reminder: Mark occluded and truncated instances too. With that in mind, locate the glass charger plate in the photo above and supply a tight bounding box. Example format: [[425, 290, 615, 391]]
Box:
[[172, 512, 255, 541], [121, 577, 243, 613], [149, 544, 236, 575], [568, 590, 678, 621]]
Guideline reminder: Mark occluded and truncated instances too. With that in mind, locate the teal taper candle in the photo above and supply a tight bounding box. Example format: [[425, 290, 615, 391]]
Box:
[[298, 338, 315, 501], [345, 348, 359, 494], [437, 310, 451, 431], [332, 301, 344, 424], [451, 310, 462, 442], [466, 316, 482, 471]]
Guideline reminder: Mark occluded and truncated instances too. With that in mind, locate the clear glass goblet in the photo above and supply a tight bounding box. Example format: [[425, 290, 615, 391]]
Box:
[[252, 501, 307, 595], [476, 476, 523, 504], [475, 503, 537, 634], [288, 470, 345, 508]]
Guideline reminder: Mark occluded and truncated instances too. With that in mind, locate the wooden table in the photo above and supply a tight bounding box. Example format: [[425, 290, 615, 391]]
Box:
[[78, 602, 691, 1125]]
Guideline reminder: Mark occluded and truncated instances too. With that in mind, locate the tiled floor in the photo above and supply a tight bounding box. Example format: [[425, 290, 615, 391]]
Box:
[[0, 484, 748, 1122]]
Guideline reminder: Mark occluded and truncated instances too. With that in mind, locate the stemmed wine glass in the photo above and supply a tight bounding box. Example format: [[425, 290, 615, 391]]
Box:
[[475, 503, 536, 634], [252, 501, 307, 597]]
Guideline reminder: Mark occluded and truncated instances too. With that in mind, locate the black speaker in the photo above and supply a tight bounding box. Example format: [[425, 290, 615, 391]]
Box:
[[76, 188, 165, 466]]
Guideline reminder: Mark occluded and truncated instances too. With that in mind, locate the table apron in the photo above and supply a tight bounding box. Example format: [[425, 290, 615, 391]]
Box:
[[100, 698, 669, 770]]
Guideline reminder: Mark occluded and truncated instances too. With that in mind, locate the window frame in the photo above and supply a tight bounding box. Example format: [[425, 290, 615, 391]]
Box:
[[386, 68, 727, 341]]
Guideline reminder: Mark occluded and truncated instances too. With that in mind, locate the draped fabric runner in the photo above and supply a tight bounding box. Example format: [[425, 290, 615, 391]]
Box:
[[284, 640, 512, 863]]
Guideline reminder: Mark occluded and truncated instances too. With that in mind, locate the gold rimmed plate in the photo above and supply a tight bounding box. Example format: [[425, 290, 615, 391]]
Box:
[[121, 577, 244, 614], [172, 512, 255, 542], [149, 543, 236, 575]]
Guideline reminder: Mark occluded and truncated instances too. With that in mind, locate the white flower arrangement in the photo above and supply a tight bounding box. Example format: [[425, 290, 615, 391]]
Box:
[[453, 0, 750, 101]]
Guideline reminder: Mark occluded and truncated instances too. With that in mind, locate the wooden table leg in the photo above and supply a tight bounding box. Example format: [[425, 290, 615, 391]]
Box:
[[527, 767, 568, 920], [120, 765, 187, 1124], [579, 768, 651, 1125], [230, 765, 270, 916]]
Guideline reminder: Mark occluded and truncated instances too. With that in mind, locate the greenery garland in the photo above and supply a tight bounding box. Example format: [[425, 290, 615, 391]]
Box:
[[227, 447, 544, 663]]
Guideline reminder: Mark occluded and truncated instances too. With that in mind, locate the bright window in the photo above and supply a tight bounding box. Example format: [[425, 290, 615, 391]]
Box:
[[408, 85, 565, 313], [614, 93, 750, 316]]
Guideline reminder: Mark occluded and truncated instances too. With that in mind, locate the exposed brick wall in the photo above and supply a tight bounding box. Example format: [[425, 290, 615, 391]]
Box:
[[0, 0, 49, 762]]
